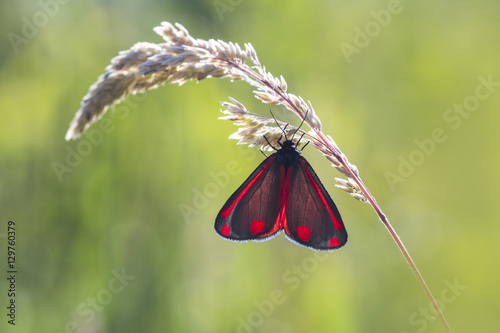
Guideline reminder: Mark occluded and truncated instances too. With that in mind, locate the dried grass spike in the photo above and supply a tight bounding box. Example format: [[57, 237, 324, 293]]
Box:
[[254, 91, 280, 104], [244, 43, 259, 64], [64, 21, 455, 333], [334, 177, 367, 202], [279, 75, 288, 93]]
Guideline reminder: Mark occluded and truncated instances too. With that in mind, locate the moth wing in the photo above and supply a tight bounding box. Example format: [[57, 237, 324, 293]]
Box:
[[284, 157, 348, 251], [215, 155, 284, 242]]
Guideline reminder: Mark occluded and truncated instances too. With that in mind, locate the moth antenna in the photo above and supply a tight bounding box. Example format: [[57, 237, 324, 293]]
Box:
[[298, 140, 310, 153], [292, 111, 308, 138], [290, 111, 309, 150], [296, 132, 307, 147], [263, 135, 279, 151], [269, 109, 288, 142], [268, 109, 282, 129]]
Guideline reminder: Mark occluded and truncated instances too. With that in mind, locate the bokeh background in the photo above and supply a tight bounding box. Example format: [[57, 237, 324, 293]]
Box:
[[1, 0, 499, 332]]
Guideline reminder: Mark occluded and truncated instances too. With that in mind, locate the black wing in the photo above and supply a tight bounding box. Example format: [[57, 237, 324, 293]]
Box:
[[215, 154, 284, 242], [283, 157, 348, 251]]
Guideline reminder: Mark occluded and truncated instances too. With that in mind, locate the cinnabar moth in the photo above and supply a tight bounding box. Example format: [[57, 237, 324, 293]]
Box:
[[215, 129, 347, 251]]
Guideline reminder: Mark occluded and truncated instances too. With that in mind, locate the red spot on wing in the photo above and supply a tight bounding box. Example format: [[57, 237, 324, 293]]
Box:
[[277, 164, 291, 228], [329, 237, 340, 247], [220, 208, 231, 219], [221, 224, 230, 236], [221, 158, 274, 219], [300, 159, 344, 230], [295, 226, 311, 241], [250, 220, 266, 235]]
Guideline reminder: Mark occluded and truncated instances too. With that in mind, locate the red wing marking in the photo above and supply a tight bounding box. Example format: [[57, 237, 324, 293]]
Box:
[[250, 220, 266, 235], [300, 159, 344, 230], [276, 164, 291, 228], [329, 237, 340, 247], [220, 159, 273, 219], [295, 226, 311, 241], [221, 224, 230, 236]]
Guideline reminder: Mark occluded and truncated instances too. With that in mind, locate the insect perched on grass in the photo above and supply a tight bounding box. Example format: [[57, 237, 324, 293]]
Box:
[[65, 21, 453, 333], [215, 117, 347, 250]]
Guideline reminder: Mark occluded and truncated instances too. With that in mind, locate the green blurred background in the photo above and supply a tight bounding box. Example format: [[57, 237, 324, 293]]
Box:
[[1, 0, 499, 332]]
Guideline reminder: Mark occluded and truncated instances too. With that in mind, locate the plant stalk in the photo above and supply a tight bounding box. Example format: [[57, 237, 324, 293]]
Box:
[[229, 55, 453, 333], [337, 147, 453, 333]]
